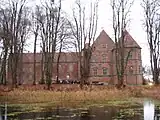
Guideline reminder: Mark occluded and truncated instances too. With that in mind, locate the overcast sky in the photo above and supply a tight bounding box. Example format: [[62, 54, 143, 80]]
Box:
[[30, 0, 149, 66]]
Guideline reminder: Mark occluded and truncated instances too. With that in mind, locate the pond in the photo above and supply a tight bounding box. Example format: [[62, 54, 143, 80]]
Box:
[[0, 100, 159, 120]]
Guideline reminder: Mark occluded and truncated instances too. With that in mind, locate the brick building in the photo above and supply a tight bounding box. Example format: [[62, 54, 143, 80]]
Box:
[[111, 30, 143, 84], [8, 30, 143, 85]]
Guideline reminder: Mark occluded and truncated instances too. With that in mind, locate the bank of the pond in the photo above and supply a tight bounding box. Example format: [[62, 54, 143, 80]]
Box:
[[0, 100, 150, 120], [0, 85, 160, 106]]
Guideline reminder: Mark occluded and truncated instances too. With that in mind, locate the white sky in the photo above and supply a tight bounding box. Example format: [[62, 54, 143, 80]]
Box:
[[29, 0, 150, 66]]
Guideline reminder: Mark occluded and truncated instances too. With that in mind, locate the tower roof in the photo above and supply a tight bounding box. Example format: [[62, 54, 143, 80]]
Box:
[[123, 30, 141, 48], [95, 30, 113, 42], [93, 30, 114, 50]]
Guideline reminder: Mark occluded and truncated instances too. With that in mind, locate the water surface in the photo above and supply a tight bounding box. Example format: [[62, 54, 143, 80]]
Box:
[[0, 100, 159, 120]]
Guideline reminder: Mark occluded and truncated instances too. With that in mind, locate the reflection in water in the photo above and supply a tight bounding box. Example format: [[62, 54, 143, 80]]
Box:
[[0, 100, 159, 120], [144, 100, 154, 120], [4, 104, 7, 120], [0, 103, 7, 120]]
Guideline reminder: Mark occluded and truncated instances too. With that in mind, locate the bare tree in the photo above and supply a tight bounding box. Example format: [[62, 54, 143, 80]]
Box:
[[33, 5, 45, 84], [55, 17, 72, 83], [32, 6, 40, 85], [10, 0, 26, 88], [111, 0, 134, 88], [0, 8, 11, 85], [18, 7, 31, 85], [0, 0, 30, 87], [69, 0, 99, 89], [36, 0, 62, 89], [141, 0, 160, 84]]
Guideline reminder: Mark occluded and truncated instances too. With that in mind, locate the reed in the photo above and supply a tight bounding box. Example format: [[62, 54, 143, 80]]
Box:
[[0, 84, 159, 107]]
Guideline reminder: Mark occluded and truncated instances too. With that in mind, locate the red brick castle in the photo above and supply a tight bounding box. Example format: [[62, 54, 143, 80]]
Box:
[[8, 30, 143, 85]]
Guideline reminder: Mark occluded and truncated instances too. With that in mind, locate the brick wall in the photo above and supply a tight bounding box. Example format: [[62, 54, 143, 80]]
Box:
[[7, 30, 143, 85]]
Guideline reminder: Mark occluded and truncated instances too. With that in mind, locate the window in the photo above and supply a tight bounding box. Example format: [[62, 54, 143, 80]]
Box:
[[91, 55, 96, 62], [139, 66, 142, 74], [29, 74, 33, 81], [138, 53, 141, 59], [93, 68, 97, 76], [128, 52, 132, 59], [102, 44, 105, 48], [69, 64, 73, 72], [66, 74, 70, 79], [102, 54, 107, 62], [102, 44, 108, 48], [129, 66, 133, 74], [103, 68, 108, 75]]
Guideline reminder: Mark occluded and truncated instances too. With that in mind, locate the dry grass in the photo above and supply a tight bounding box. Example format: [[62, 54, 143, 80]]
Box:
[[0, 88, 127, 104], [0, 84, 160, 107]]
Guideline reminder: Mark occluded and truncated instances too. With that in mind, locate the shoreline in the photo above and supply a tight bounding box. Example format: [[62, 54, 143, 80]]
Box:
[[0, 85, 160, 115], [0, 84, 160, 105]]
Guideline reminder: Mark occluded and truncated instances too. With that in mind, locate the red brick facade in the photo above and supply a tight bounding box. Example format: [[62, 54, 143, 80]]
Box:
[[7, 30, 143, 85]]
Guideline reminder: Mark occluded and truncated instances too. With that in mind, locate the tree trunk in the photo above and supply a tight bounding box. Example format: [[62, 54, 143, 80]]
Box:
[[56, 50, 62, 83], [18, 48, 23, 85], [0, 49, 8, 85], [40, 52, 45, 84], [33, 32, 38, 85]]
